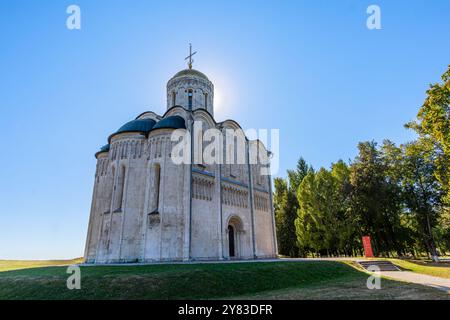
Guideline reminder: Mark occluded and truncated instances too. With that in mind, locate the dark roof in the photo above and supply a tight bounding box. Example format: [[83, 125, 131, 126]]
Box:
[[171, 69, 209, 81], [106, 116, 186, 147], [95, 144, 110, 158], [116, 118, 156, 134], [153, 115, 186, 130], [99, 144, 110, 152], [108, 118, 156, 143]]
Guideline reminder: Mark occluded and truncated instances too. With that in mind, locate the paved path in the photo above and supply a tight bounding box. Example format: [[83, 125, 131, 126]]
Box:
[[380, 271, 450, 293]]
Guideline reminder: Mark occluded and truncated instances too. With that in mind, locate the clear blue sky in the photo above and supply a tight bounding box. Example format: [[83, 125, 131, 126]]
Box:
[[1, 0, 449, 259]]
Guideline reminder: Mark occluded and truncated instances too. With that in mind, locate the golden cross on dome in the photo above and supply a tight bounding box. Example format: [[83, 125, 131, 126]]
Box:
[[185, 43, 197, 69]]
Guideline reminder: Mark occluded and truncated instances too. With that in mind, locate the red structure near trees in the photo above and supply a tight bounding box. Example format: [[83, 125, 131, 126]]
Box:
[[362, 236, 374, 258]]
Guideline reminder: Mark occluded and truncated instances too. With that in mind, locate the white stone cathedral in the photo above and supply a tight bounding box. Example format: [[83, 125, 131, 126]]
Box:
[[84, 54, 278, 263]]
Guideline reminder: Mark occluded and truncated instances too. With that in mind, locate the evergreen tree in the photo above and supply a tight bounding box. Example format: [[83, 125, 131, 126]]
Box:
[[274, 158, 312, 257], [273, 178, 299, 257], [287, 158, 311, 193], [348, 141, 405, 256], [295, 163, 355, 257]]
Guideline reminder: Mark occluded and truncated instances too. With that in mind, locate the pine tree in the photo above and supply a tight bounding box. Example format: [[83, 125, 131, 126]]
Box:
[[274, 178, 299, 257]]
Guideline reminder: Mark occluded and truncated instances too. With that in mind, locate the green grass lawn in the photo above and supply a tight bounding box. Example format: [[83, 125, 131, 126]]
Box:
[[0, 260, 448, 300], [384, 259, 450, 279]]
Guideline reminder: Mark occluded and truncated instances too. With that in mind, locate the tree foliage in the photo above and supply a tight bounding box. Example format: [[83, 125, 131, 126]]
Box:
[[274, 66, 450, 259], [274, 158, 312, 257], [348, 141, 406, 256], [295, 162, 356, 257], [274, 178, 298, 257], [406, 65, 450, 205]]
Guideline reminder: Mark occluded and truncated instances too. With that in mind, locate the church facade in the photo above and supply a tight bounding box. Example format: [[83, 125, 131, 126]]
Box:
[[84, 59, 278, 263]]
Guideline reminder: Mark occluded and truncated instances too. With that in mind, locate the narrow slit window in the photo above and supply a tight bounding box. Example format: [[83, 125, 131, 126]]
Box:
[[188, 89, 193, 110], [109, 166, 115, 211], [153, 164, 161, 212], [115, 166, 126, 211]]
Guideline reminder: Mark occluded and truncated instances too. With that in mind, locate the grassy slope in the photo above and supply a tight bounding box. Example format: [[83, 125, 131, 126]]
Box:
[[387, 259, 450, 279], [0, 261, 448, 300], [0, 258, 83, 272]]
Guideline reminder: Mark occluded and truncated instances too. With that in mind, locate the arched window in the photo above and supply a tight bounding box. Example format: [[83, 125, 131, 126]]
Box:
[[114, 165, 126, 211], [152, 164, 161, 212], [109, 166, 115, 211], [188, 89, 193, 110], [229, 149, 234, 177], [195, 127, 203, 165], [204, 93, 208, 109], [172, 91, 176, 107]]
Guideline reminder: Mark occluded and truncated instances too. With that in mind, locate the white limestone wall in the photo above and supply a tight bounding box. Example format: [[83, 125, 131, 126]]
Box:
[[84, 153, 109, 262], [89, 156, 115, 262], [251, 163, 277, 258], [107, 211, 122, 262], [89, 134, 152, 263], [143, 129, 189, 261], [190, 170, 221, 260], [118, 140, 148, 262], [253, 197, 276, 257]]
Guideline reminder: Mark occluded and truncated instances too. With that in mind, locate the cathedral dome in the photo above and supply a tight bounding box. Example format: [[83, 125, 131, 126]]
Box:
[[152, 115, 186, 130], [99, 144, 110, 153], [95, 144, 110, 158], [109, 118, 156, 142], [116, 118, 156, 134], [171, 69, 209, 81]]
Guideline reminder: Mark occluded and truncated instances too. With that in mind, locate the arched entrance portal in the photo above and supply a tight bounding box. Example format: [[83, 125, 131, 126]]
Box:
[[227, 216, 243, 259]]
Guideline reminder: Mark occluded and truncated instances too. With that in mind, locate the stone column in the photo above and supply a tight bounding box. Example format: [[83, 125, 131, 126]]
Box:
[[267, 162, 278, 257], [217, 162, 224, 260], [246, 140, 257, 259]]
